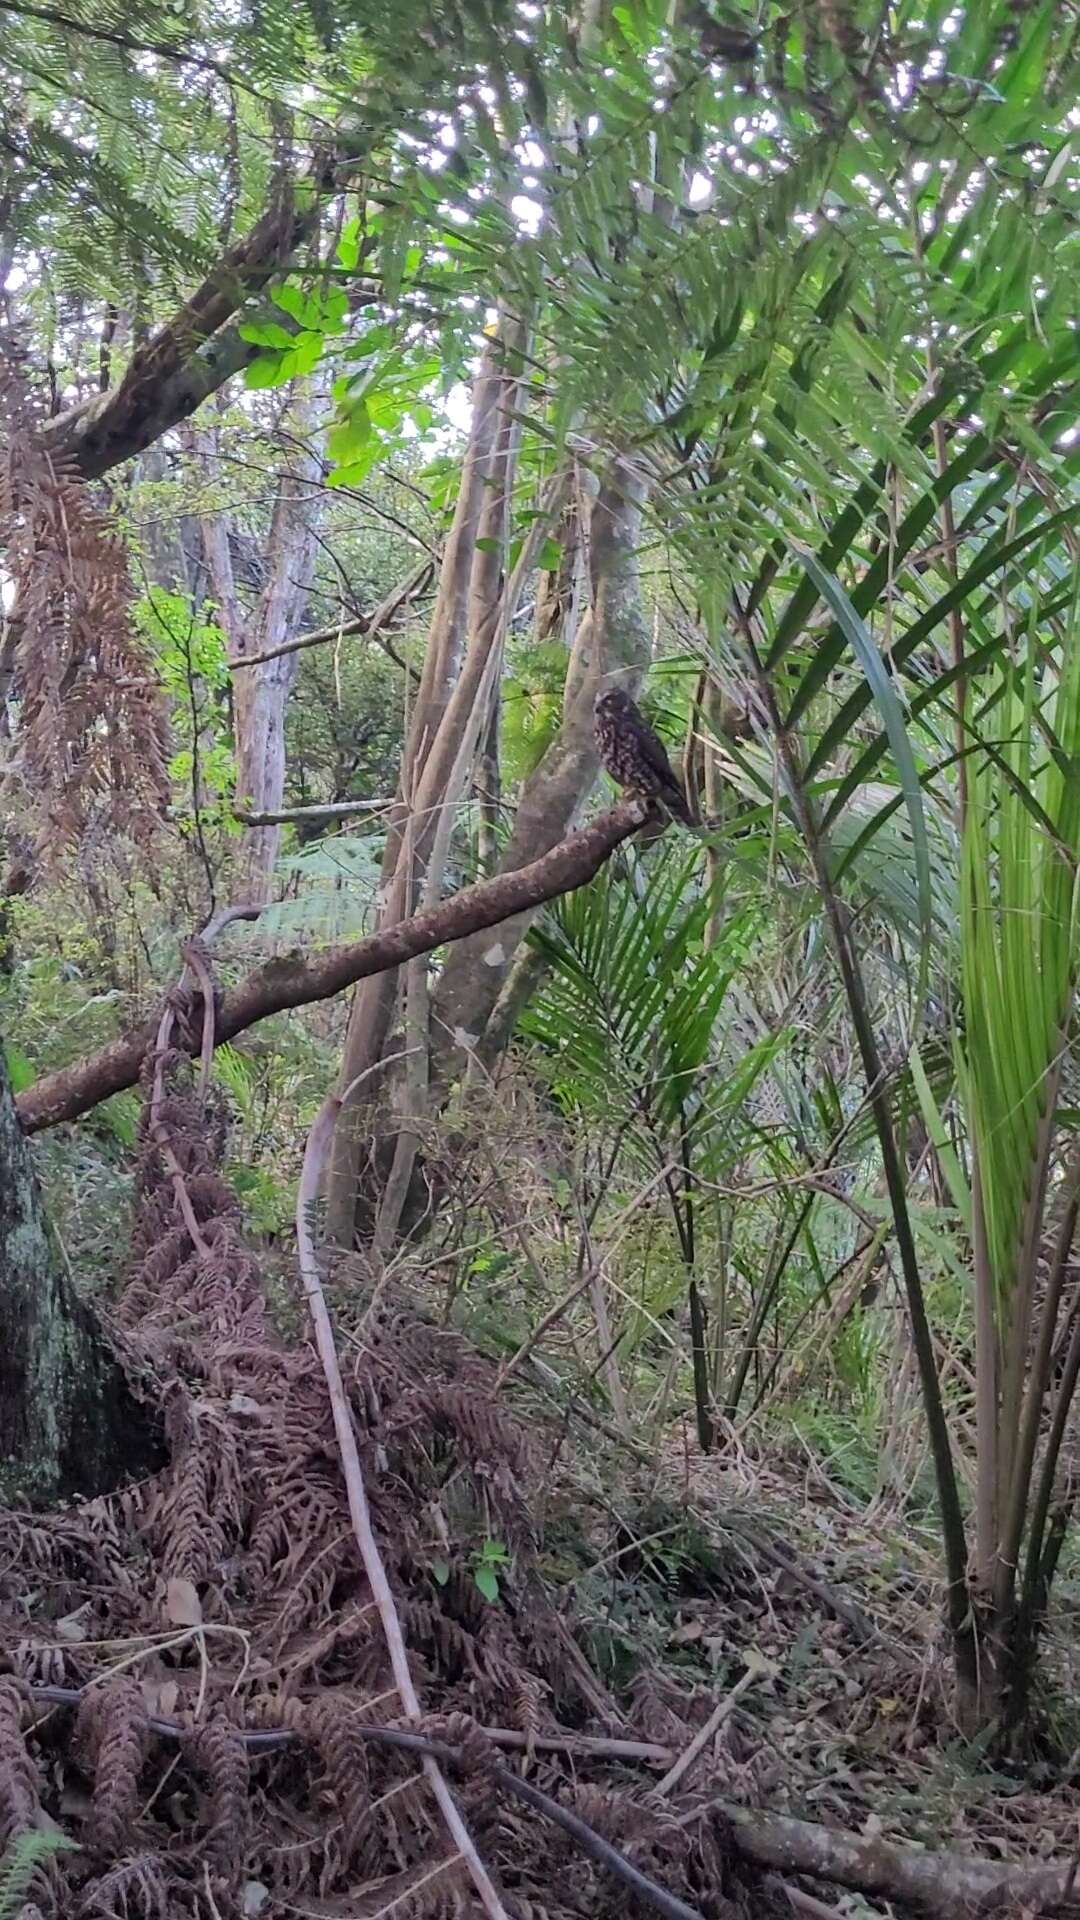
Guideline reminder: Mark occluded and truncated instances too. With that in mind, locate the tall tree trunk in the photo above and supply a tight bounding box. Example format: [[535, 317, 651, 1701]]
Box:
[[194, 377, 328, 902], [432, 452, 651, 1083], [324, 318, 528, 1245], [131, 445, 201, 597], [0, 1045, 161, 1506]]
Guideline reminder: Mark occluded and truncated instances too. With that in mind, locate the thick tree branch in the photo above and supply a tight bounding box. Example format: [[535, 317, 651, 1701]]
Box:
[[41, 320, 272, 482], [719, 1802, 1080, 1914], [37, 160, 364, 481], [16, 799, 650, 1134]]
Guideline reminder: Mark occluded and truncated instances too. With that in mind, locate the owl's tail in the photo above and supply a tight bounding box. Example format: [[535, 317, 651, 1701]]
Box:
[[661, 786, 695, 829]]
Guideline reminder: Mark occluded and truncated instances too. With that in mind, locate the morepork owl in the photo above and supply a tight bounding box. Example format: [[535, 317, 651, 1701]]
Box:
[[593, 686, 694, 826]]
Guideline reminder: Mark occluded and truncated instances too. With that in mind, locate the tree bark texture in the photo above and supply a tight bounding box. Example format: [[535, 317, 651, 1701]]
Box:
[[0, 1047, 160, 1504], [37, 152, 340, 482], [323, 315, 530, 1244], [16, 799, 650, 1135], [431, 451, 652, 1085], [194, 377, 329, 901], [722, 1801, 1080, 1914]]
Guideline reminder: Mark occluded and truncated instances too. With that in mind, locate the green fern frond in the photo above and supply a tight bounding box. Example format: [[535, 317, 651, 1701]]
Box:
[[0, 1830, 78, 1917]]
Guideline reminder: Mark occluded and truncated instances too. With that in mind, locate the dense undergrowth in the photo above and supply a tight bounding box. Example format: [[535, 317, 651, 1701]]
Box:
[[5, 1014, 1080, 1917]]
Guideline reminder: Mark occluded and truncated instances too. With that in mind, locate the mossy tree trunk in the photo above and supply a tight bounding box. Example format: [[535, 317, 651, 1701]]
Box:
[[0, 1044, 161, 1506]]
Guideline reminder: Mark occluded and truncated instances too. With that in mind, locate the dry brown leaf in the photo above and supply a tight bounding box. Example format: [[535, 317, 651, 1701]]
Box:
[[142, 1676, 180, 1719], [165, 1576, 203, 1627]]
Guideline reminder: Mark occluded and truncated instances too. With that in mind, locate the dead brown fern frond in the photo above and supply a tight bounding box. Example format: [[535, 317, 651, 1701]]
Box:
[[0, 1680, 39, 1852], [76, 1676, 149, 1859], [0, 340, 169, 867], [77, 1851, 172, 1920], [1, 1064, 751, 1919], [300, 1695, 373, 1865], [352, 1852, 469, 1920], [182, 1713, 248, 1875]]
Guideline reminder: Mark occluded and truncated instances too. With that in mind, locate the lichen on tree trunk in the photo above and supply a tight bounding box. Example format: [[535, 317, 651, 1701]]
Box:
[[0, 1046, 160, 1506]]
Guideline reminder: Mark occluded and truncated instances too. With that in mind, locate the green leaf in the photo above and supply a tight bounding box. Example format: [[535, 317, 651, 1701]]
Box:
[[474, 1565, 500, 1603], [345, 323, 395, 362], [337, 217, 361, 270], [329, 440, 385, 486], [909, 1042, 970, 1231], [326, 285, 348, 318], [237, 320, 296, 348], [328, 404, 373, 464], [791, 543, 932, 965], [431, 1559, 450, 1587], [538, 536, 562, 571], [270, 280, 308, 321], [296, 332, 326, 374], [243, 352, 288, 389]]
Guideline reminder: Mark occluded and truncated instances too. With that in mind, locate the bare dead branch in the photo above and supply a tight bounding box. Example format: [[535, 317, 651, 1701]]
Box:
[[296, 1096, 511, 1920], [228, 559, 433, 672], [710, 1801, 1080, 1914], [652, 1660, 764, 1799], [16, 798, 651, 1134], [232, 800, 391, 826]]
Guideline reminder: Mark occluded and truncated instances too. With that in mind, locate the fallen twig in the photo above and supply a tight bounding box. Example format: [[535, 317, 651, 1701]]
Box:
[[296, 1094, 511, 1920], [652, 1659, 765, 1799]]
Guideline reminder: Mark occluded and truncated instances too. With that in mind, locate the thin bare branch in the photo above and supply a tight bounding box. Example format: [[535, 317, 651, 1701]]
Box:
[[296, 1096, 511, 1920], [228, 559, 433, 672]]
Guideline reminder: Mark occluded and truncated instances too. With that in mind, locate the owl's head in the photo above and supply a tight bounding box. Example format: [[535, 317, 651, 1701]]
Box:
[[594, 685, 634, 717]]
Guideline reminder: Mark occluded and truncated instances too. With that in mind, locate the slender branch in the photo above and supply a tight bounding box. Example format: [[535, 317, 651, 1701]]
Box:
[[228, 559, 432, 672], [232, 801, 390, 826], [296, 1098, 510, 1920], [17, 799, 651, 1133]]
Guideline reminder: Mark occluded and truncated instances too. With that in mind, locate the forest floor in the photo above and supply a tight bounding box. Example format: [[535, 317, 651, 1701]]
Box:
[[4, 1078, 1080, 1919]]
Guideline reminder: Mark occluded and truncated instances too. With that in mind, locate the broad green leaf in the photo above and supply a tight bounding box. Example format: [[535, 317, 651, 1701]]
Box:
[[474, 1565, 500, 1603], [790, 544, 932, 964], [243, 352, 288, 389]]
